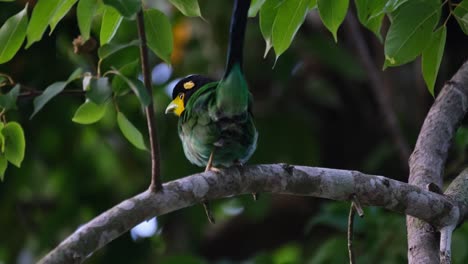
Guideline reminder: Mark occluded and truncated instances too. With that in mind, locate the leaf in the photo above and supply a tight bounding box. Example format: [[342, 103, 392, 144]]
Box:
[[117, 112, 147, 150], [100, 5, 123, 45], [249, 0, 266, 17], [317, 0, 349, 42], [0, 84, 20, 111], [112, 70, 150, 106], [86, 77, 112, 104], [384, 0, 441, 67], [309, 0, 317, 9], [169, 0, 202, 17], [98, 39, 140, 60], [0, 155, 7, 181], [0, 5, 28, 64], [50, 0, 79, 33], [271, 0, 310, 59], [259, 0, 281, 57], [31, 68, 83, 118], [355, 0, 386, 41], [72, 101, 107, 124], [77, 0, 101, 41], [422, 26, 446, 96], [102, 0, 140, 18], [2, 122, 25, 167], [454, 0, 468, 35], [144, 9, 173, 64], [26, 0, 61, 48], [111, 60, 140, 95]]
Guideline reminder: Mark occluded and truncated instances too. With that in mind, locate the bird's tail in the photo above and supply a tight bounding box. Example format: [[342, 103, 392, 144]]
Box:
[[215, 0, 251, 117]]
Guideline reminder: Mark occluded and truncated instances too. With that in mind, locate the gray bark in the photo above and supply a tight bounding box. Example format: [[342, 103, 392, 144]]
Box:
[[407, 61, 468, 264], [38, 165, 468, 264]]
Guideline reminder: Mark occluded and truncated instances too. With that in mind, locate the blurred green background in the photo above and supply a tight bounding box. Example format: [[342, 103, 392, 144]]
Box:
[[1, 0, 468, 263]]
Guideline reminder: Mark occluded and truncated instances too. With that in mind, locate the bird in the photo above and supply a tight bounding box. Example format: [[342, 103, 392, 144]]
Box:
[[165, 0, 257, 224]]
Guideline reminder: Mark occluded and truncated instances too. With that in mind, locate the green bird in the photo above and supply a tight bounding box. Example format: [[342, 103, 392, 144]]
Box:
[[165, 0, 257, 223]]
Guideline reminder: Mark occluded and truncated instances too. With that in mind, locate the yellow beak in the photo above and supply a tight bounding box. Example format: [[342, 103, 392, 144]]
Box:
[[165, 97, 184, 116]]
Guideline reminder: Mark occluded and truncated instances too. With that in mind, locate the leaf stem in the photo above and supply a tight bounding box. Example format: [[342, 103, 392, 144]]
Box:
[[136, 10, 162, 192]]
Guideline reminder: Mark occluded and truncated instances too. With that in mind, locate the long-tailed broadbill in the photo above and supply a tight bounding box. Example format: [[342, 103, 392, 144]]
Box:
[[165, 0, 257, 223]]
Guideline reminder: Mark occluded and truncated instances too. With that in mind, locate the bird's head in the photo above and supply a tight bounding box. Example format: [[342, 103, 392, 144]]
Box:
[[165, 75, 215, 116]]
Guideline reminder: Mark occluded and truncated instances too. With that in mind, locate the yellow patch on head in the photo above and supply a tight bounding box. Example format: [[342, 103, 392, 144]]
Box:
[[183, 81, 195, 89]]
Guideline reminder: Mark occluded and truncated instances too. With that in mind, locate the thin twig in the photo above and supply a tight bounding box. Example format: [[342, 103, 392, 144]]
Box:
[[136, 10, 162, 192], [351, 194, 364, 217], [348, 203, 356, 264], [344, 10, 411, 171], [18, 89, 85, 98]]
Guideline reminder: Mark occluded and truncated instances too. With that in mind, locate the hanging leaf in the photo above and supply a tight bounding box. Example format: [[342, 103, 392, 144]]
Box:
[[454, 0, 468, 35], [117, 112, 147, 150], [0, 84, 20, 111], [259, 0, 281, 57], [384, 0, 440, 67], [86, 77, 112, 104], [50, 0, 79, 33], [111, 70, 150, 106], [2, 122, 25, 167], [354, 0, 386, 41], [144, 9, 173, 64], [77, 0, 101, 41], [72, 101, 108, 124], [422, 26, 446, 96], [31, 68, 83, 118], [26, 0, 61, 48], [169, 0, 202, 17], [249, 0, 266, 17], [271, 0, 310, 60], [317, 0, 349, 42], [111, 60, 140, 95], [100, 5, 123, 45], [102, 0, 140, 18], [0, 4, 28, 64]]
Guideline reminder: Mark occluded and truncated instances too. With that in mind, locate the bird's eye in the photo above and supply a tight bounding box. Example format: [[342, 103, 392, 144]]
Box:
[[178, 93, 184, 99]]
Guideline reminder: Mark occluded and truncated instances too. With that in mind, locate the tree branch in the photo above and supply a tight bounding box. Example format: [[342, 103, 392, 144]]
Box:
[[407, 60, 468, 264], [136, 10, 162, 191], [38, 164, 464, 264]]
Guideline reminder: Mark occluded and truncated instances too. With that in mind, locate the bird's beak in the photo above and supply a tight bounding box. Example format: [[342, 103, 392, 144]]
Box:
[[165, 101, 178, 114]]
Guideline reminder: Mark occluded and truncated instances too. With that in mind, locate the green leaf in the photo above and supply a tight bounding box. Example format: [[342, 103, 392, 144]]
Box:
[[26, 0, 61, 48], [117, 112, 147, 150], [0, 5, 28, 64], [98, 39, 140, 60], [271, 0, 310, 60], [309, 0, 317, 9], [111, 60, 139, 95], [259, 0, 281, 57], [50, 0, 79, 33], [2, 122, 25, 167], [77, 0, 101, 41], [144, 9, 173, 64], [454, 0, 468, 35], [384, 0, 441, 67], [249, 0, 266, 17], [317, 0, 349, 42], [31, 68, 83, 118], [100, 5, 123, 45], [355, 0, 386, 41], [0, 0, 15, 2], [72, 101, 107, 124], [86, 77, 112, 104], [112, 70, 150, 106], [422, 26, 446, 96], [0, 155, 7, 181], [169, 0, 202, 17], [0, 84, 20, 111], [102, 0, 140, 18]]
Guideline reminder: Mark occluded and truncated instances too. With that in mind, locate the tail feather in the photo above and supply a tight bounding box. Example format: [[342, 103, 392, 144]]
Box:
[[216, 0, 251, 116]]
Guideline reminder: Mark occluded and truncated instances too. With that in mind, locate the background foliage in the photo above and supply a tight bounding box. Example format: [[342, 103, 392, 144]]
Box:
[[0, 0, 468, 263]]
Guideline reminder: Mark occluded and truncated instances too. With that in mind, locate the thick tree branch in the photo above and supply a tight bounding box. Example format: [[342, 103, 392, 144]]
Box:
[[407, 60, 468, 264], [136, 10, 162, 191], [39, 164, 464, 264]]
